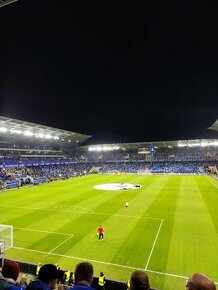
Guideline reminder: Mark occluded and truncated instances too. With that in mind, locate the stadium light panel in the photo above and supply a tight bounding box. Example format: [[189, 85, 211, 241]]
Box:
[[102, 146, 110, 151], [200, 141, 208, 147], [0, 127, 8, 132], [10, 129, 22, 134], [36, 133, 44, 138], [45, 134, 52, 139], [178, 143, 186, 147], [88, 145, 120, 152], [23, 130, 34, 136], [188, 143, 200, 147]]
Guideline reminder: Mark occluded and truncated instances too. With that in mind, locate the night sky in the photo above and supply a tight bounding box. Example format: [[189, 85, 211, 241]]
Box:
[[0, 0, 217, 144]]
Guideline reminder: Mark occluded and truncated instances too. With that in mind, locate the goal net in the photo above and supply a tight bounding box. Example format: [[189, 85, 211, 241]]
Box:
[[0, 224, 13, 248]]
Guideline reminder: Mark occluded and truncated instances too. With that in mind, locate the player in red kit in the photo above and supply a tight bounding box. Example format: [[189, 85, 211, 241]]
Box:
[[97, 225, 104, 241]]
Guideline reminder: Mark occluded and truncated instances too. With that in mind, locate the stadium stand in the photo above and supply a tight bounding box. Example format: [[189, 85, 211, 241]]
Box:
[[0, 116, 217, 290]]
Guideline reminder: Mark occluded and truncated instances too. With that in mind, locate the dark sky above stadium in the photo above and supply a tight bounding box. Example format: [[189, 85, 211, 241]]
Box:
[[0, 0, 218, 144]]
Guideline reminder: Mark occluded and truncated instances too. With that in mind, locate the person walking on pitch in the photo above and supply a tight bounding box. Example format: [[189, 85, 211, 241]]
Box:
[[97, 225, 104, 241]]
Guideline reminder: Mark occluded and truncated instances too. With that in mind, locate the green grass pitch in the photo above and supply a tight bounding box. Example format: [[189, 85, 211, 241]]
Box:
[[0, 174, 218, 290]]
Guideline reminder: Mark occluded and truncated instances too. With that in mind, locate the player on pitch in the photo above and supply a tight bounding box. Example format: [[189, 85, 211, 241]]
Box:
[[97, 225, 104, 241]]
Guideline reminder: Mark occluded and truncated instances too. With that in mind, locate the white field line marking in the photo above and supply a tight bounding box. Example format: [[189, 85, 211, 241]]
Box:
[[49, 235, 74, 253], [97, 212, 162, 221], [10, 246, 218, 285], [0, 205, 96, 214], [75, 206, 95, 213], [145, 219, 163, 270], [11, 246, 140, 270], [147, 269, 218, 285], [146, 269, 188, 279], [0, 205, 161, 221], [14, 227, 72, 236]]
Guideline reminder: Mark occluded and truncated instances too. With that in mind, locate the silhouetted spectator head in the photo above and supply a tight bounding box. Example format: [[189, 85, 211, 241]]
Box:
[[38, 264, 60, 283], [2, 261, 20, 282], [26, 264, 60, 290], [130, 271, 150, 290], [74, 262, 94, 285], [186, 273, 216, 290]]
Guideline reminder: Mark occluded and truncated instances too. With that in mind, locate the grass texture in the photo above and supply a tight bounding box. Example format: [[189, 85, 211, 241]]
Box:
[[0, 174, 218, 290]]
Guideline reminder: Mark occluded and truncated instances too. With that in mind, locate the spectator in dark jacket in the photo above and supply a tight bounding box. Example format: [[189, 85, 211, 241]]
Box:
[[26, 264, 63, 290]]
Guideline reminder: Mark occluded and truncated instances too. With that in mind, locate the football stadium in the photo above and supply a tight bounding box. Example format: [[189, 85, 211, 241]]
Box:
[[0, 116, 217, 290]]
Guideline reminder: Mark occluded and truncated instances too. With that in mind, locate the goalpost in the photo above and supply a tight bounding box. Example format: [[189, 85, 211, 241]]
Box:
[[0, 224, 13, 248]]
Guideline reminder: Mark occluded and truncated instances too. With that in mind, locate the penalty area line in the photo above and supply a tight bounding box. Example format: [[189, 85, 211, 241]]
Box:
[[11, 246, 140, 270], [144, 219, 163, 270], [49, 235, 74, 253], [14, 227, 73, 236]]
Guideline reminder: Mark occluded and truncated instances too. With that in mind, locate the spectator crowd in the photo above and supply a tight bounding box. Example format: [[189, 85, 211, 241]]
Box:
[[0, 260, 216, 290]]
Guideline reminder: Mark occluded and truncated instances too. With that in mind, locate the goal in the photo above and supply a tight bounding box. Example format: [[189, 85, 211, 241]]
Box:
[[0, 224, 13, 248]]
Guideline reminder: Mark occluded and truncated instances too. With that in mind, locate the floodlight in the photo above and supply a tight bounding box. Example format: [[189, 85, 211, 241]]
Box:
[[200, 141, 208, 147], [23, 130, 33, 136], [45, 134, 52, 139], [188, 143, 200, 147], [10, 129, 22, 134], [36, 133, 44, 138], [0, 127, 8, 132], [102, 146, 110, 151]]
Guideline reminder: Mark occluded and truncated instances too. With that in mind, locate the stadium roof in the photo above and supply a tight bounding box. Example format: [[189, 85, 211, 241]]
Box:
[[0, 116, 91, 146], [0, 0, 17, 8], [208, 119, 218, 132], [81, 138, 218, 151]]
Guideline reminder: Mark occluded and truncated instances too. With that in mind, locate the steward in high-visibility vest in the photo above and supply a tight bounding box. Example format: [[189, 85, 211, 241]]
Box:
[[98, 272, 105, 289], [36, 263, 42, 276], [71, 272, 75, 285], [65, 269, 71, 284]]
